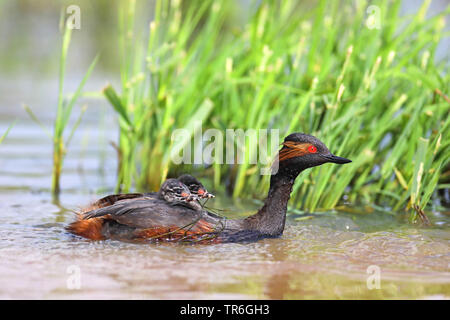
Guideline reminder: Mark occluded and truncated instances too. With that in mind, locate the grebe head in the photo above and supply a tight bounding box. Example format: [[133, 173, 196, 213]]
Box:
[[276, 133, 351, 175], [159, 178, 197, 203], [178, 174, 215, 199]]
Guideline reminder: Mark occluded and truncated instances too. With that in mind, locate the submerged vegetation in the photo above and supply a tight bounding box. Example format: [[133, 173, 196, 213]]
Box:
[[102, 0, 449, 218]]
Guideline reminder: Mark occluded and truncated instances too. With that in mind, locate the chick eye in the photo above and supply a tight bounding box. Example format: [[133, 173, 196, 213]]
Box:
[[308, 145, 317, 153]]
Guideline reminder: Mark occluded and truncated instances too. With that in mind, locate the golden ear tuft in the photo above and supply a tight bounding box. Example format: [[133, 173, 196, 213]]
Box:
[[278, 142, 313, 162]]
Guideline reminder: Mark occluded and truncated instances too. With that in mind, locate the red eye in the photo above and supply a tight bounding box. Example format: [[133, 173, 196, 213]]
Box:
[[308, 145, 317, 153]]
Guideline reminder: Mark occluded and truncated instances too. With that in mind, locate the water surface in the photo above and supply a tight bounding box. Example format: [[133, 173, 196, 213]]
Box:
[[0, 82, 449, 299], [0, 189, 449, 299]]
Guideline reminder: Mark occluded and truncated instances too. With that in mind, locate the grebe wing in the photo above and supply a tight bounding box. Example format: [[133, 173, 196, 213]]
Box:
[[82, 198, 224, 232], [90, 192, 158, 209]]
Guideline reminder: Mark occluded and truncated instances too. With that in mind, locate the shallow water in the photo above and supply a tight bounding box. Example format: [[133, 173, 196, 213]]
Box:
[[0, 190, 449, 299], [0, 80, 449, 299]]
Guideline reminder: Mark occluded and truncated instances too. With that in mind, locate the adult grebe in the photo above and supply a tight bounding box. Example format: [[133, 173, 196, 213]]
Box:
[[66, 133, 351, 243]]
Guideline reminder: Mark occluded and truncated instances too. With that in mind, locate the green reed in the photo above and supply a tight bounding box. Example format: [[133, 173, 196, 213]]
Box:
[[0, 121, 14, 144], [25, 17, 97, 201], [104, 0, 449, 217]]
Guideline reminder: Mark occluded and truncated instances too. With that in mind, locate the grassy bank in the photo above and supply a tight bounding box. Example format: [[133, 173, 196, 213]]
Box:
[[102, 0, 449, 218]]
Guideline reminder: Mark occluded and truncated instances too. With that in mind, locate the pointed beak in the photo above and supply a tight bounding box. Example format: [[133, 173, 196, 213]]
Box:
[[322, 154, 352, 164]]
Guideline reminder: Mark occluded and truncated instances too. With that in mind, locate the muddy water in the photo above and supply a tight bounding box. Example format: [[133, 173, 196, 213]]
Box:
[[0, 85, 449, 299], [0, 189, 449, 300]]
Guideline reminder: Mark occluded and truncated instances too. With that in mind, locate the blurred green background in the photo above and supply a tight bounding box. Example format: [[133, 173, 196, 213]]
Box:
[[0, 0, 449, 219]]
